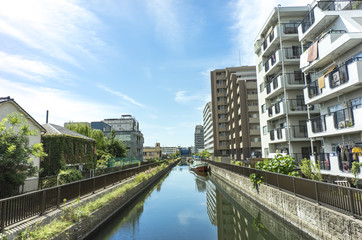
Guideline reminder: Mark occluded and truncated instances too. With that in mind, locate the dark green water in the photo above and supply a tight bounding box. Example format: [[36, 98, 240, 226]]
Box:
[[89, 165, 312, 240]]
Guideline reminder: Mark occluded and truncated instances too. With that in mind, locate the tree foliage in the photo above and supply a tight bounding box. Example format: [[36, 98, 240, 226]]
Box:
[[57, 169, 83, 185], [196, 150, 211, 159], [255, 154, 299, 177], [0, 113, 46, 197], [299, 158, 322, 181]]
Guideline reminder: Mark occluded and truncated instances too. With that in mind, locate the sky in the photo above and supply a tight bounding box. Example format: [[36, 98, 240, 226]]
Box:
[[0, 0, 308, 147]]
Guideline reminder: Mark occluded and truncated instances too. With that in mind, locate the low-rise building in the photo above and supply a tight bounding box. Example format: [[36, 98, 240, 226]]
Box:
[[0, 96, 46, 193], [161, 146, 177, 158], [143, 143, 162, 161]]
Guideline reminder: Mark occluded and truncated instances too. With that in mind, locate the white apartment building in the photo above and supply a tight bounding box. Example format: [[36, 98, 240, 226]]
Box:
[[203, 102, 214, 154], [254, 6, 313, 161], [299, 0, 362, 179]]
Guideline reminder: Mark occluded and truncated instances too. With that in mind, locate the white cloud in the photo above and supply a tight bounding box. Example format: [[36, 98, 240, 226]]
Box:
[[0, 51, 72, 84], [0, 78, 119, 125], [0, 0, 105, 67], [97, 84, 145, 109]]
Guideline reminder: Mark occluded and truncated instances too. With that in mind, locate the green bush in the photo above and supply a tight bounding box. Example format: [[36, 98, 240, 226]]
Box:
[[299, 158, 322, 181], [57, 169, 83, 185], [255, 154, 299, 177]]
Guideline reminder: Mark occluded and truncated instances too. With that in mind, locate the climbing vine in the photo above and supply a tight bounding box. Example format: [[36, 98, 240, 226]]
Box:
[[41, 135, 96, 176]]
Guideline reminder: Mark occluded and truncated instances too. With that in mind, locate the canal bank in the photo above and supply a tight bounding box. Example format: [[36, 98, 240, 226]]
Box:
[[209, 163, 362, 240]]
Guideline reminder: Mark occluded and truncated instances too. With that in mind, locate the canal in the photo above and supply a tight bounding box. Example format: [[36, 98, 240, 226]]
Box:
[[89, 165, 313, 240]]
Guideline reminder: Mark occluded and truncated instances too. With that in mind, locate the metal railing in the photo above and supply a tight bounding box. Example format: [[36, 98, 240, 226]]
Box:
[[272, 75, 280, 89], [206, 160, 362, 218], [0, 162, 161, 232], [329, 63, 349, 89], [288, 99, 307, 111], [290, 125, 308, 138], [284, 47, 302, 59], [301, 5, 316, 33], [332, 107, 354, 129], [270, 130, 275, 141], [264, 60, 270, 72], [276, 128, 283, 139], [285, 72, 304, 85], [314, 153, 331, 170], [310, 115, 327, 133], [282, 23, 299, 34], [307, 79, 322, 98], [266, 82, 272, 94], [318, 0, 362, 11]]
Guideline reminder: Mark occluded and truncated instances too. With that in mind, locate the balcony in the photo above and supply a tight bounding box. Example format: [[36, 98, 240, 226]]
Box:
[[267, 100, 285, 121], [269, 128, 287, 143], [302, 30, 362, 72], [290, 125, 308, 140], [304, 58, 362, 105], [307, 105, 362, 138], [265, 72, 305, 100]]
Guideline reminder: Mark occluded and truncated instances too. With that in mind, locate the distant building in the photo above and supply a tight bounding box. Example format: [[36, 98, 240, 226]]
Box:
[[0, 96, 46, 193], [143, 143, 161, 160], [194, 125, 204, 154], [161, 146, 177, 157], [93, 115, 144, 159], [203, 102, 214, 154]]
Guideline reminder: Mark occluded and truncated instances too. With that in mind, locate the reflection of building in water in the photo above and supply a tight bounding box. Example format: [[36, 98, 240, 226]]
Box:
[[195, 177, 206, 192], [206, 180, 217, 226]]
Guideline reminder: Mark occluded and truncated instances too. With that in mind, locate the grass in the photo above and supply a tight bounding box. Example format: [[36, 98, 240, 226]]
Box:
[[16, 160, 176, 240]]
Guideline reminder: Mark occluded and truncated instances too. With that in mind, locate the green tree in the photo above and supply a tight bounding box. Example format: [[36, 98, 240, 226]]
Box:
[[0, 113, 46, 197], [255, 154, 299, 176], [299, 158, 322, 181], [65, 122, 92, 137], [106, 130, 127, 158], [199, 150, 210, 159]]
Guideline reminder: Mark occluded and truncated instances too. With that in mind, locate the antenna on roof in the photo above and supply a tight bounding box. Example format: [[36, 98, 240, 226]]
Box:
[[46, 110, 49, 124]]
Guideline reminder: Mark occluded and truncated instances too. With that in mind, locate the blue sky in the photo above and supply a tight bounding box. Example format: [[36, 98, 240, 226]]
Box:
[[0, 0, 307, 147]]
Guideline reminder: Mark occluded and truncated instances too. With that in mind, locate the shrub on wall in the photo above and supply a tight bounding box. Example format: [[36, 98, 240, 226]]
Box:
[[41, 135, 96, 177], [57, 169, 83, 185]]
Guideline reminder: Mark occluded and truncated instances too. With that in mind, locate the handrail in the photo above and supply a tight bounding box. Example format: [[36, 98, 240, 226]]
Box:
[[206, 160, 362, 218], [0, 162, 162, 231]]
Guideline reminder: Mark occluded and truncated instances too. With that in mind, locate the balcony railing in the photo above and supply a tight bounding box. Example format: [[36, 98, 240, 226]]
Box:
[[282, 23, 299, 34], [307, 80, 322, 99], [314, 153, 331, 170], [284, 47, 302, 59], [276, 128, 283, 139], [329, 63, 349, 89], [264, 60, 270, 72], [288, 99, 307, 111], [270, 130, 275, 140], [332, 107, 354, 129], [269, 28, 275, 42], [270, 52, 277, 65], [301, 5, 316, 33], [272, 75, 280, 89], [268, 107, 273, 117], [318, 1, 362, 11], [290, 125, 308, 138], [266, 82, 272, 94], [275, 101, 281, 114], [285, 72, 304, 85], [310, 115, 327, 133], [263, 39, 268, 51]]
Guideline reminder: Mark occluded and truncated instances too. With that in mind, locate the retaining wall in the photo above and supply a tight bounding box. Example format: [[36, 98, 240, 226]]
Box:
[[210, 164, 362, 240]]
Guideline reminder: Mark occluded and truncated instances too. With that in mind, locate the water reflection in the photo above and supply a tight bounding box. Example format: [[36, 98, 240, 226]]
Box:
[[89, 166, 311, 240]]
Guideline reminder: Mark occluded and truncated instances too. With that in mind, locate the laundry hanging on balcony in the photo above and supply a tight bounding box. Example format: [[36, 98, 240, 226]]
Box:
[[307, 41, 318, 62], [318, 65, 336, 90], [300, 50, 309, 68]]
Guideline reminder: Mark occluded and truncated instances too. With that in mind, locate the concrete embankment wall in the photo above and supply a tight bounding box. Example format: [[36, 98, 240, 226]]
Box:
[[57, 162, 177, 240], [210, 164, 362, 240]]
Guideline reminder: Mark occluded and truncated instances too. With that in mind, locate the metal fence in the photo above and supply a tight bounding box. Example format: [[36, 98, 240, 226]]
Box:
[[0, 162, 159, 232], [206, 160, 362, 219]]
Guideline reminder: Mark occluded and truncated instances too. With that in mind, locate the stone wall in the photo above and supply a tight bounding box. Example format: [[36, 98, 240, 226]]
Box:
[[210, 165, 362, 240]]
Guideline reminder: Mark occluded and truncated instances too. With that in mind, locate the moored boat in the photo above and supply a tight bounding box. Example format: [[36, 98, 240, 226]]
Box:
[[190, 160, 209, 172]]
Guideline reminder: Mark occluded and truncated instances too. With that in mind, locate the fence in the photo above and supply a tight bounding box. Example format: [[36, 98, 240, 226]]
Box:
[[0, 162, 159, 232], [206, 160, 362, 219]]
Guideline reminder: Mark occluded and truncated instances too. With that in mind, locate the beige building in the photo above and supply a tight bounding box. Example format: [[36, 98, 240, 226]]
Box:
[[210, 66, 261, 160], [143, 142, 161, 160]]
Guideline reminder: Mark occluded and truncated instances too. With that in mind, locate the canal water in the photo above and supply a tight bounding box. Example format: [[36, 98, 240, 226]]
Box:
[[90, 165, 313, 240]]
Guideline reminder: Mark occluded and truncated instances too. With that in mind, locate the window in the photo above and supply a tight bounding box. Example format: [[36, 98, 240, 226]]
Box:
[[249, 113, 259, 118], [247, 90, 257, 95], [351, 97, 362, 108], [217, 97, 226, 102], [248, 101, 258, 106], [263, 126, 268, 135], [259, 83, 264, 93], [218, 114, 226, 119], [261, 104, 266, 113], [217, 88, 224, 93], [218, 123, 225, 128], [219, 131, 226, 136], [258, 62, 263, 72], [218, 105, 226, 110]]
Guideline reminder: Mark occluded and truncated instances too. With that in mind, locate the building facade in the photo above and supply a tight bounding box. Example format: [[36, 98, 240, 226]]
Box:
[[254, 6, 313, 161], [298, 1, 362, 178], [203, 102, 214, 154], [93, 115, 144, 159], [227, 66, 262, 160], [143, 143, 161, 161], [161, 146, 177, 157], [194, 125, 204, 154], [211, 66, 261, 160]]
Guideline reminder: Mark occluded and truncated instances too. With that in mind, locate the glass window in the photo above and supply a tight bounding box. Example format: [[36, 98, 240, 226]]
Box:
[[263, 126, 268, 135], [259, 83, 264, 93], [261, 104, 266, 113]]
